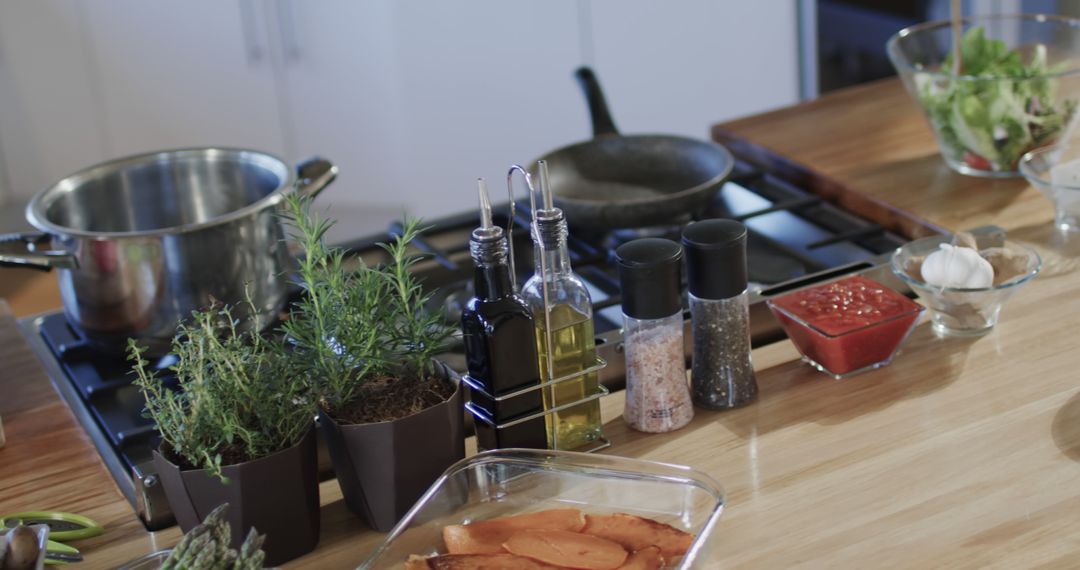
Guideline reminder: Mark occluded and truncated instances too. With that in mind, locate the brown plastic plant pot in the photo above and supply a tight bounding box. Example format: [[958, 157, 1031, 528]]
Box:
[[153, 426, 320, 566], [319, 362, 466, 532]]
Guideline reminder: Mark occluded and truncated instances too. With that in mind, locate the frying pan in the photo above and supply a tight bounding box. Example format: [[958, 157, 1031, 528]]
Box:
[[530, 67, 734, 231]]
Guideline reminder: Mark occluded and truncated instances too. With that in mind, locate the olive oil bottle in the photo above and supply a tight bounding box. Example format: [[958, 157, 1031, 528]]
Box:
[[522, 161, 605, 451]]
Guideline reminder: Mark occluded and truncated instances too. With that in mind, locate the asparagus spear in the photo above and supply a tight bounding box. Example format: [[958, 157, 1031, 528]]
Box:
[[235, 528, 266, 570], [159, 504, 270, 569]]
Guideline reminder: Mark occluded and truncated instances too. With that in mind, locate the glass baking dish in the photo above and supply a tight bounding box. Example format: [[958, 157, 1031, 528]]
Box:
[[360, 449, 726, 569]]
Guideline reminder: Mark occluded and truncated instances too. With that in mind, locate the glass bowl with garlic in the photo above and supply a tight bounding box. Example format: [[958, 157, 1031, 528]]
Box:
[[891, 232, 1041, 336]]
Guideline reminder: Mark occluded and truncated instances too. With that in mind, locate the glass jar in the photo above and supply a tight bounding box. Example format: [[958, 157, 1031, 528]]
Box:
[[615, 237, 694, 433], [683, 219, 757, 409]]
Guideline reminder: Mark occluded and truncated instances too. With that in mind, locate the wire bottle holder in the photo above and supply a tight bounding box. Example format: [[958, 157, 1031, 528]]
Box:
[[462, 164, 610, 453]]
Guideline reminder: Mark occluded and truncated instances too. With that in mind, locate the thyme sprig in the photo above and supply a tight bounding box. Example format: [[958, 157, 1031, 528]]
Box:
[[128, 301, 314, 482]]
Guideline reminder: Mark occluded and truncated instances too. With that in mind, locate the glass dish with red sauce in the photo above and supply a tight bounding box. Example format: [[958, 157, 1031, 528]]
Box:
[[766, 275, 924, 379]]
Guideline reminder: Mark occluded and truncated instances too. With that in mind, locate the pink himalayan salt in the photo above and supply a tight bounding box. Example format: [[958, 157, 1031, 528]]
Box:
[[623, 325, 694, 433]]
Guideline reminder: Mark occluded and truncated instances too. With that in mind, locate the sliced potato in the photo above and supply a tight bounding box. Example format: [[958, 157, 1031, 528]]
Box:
[[406, 554, 433, 570], [582, 513, 693, 558], [617, 546, 664, 570], [503, 529, 628, 570], [408, 553, 563, 569], [443, 524, 510, 556], [443, 509, 586, 554]]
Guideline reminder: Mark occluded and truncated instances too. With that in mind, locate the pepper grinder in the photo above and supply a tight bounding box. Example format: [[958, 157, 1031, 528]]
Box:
[[615, 238, 694, 433], [683, 219, 757, 409], [460, 179, 548, 450]]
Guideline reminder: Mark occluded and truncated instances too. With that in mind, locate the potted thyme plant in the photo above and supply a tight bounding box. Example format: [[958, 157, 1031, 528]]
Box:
[[128, 303, 319, 566], [283, 195, 464, 532]]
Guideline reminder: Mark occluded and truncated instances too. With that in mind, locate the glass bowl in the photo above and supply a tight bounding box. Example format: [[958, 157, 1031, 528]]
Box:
[[1020, 144, 1080, 232], [887, 14, 1080, 177], [361, 449, 725, 569], [766, 275, 925, 380], [891, 237, 1041, 336]]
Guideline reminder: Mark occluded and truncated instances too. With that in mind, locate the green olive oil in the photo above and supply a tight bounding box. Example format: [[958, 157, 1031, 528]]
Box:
[[535, 303, 603, 450]]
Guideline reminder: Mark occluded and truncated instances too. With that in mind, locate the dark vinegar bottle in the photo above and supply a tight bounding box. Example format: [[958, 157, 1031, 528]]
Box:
[[461, 179, 547, 450]]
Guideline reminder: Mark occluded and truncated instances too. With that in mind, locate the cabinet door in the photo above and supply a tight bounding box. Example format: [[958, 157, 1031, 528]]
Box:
[[0, 0, 106, 201], [275, 0, 586, 222], [80, 0, 287, 158], [586, 0, 800, 138]]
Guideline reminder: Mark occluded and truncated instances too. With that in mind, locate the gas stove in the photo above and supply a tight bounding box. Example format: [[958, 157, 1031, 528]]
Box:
[[17, 136, 945, 531]]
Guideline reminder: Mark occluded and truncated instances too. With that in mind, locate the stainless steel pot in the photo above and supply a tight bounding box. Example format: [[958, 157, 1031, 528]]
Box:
[[0, 148, 337, 355]]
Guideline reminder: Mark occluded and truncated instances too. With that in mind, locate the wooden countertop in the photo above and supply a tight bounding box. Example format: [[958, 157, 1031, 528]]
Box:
[[3, 78, 1080, 568]]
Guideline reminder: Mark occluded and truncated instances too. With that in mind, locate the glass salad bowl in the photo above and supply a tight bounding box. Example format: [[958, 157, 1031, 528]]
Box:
[[891, 236, 1041, 336], [766, 276, 925, 379], [1020, 144, 1080, 232], [887, 14, 1080, 177], [360, 449, 725, 569]]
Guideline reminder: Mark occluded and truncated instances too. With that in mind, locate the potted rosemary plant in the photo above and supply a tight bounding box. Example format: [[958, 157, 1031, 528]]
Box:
[[283, 195, 464, 532], [128, 304, 319, 566]]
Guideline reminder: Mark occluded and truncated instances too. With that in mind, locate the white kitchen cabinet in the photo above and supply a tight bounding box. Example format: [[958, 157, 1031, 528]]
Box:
[[586, 0, 800, 139], [274, 0, 588, 221], [0, 0, 801, 229], [0, 0, 106, 201], [79, 0, 288, 158]]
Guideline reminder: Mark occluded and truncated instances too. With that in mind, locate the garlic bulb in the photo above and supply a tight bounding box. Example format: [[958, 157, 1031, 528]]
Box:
[[920, 243, 994, 289]]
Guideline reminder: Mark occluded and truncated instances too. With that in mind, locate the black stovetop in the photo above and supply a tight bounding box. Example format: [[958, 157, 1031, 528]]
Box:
[[18, 146, 935, 531]]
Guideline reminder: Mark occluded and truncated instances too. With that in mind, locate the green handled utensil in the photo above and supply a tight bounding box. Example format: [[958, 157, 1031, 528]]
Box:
[[1, 512, 103, 541], [44, 540, 82, 565]]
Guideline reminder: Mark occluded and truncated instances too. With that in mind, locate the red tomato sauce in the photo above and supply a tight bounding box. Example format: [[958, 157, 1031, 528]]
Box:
[[768, 276, 923, 376]]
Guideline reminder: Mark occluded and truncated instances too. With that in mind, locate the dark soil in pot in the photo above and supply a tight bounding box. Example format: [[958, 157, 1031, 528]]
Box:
[[327, 369, 456, 424], [320, 362, 465, 532], [153, 427, 320, 566]]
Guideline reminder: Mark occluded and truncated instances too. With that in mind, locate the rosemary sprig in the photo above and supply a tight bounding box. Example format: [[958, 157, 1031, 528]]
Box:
[[281, 194, 453, 415]]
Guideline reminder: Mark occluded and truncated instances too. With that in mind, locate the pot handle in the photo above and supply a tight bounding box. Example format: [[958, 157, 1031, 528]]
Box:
[[294, 156, 338, 199], [574, 66, 620, 138], [0, 233, 78, 270]]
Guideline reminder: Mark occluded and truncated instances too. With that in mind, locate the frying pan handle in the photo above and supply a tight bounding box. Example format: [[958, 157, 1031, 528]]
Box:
[[574, 67, 620, 137]]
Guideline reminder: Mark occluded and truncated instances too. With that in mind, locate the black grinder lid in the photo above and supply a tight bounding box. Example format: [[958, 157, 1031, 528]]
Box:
[[682, 219, 748, 300], [615, 238, 684, 320]]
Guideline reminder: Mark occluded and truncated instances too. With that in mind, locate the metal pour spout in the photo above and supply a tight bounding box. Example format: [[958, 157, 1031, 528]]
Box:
[[532, 161, 565, 250], [477, 178, 494, 230], [537, 160, 555, 211], [471, 177, 507, 266]]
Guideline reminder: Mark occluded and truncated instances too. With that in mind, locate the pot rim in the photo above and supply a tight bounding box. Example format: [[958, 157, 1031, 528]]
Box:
[[26, 147, 294, 240], [153, 424, 316, 474]]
